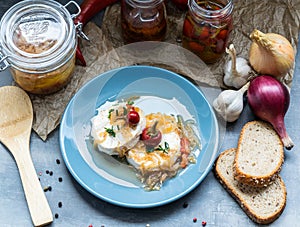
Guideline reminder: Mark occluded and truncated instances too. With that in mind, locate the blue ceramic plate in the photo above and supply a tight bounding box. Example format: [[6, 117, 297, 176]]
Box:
[[59, 66, 219, 208]]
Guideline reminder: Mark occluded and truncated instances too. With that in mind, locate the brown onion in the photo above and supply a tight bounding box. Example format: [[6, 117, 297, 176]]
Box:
[[247, 75, 294, 150], [249, 29, 295, 80]]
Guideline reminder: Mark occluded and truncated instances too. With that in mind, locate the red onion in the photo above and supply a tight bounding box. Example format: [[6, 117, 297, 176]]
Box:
[[247, 75, 294, 150]]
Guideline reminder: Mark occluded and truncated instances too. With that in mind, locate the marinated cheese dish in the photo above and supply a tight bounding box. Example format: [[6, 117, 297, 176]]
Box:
[[90, 97, 201, 191], [91, 101, 146, 157]]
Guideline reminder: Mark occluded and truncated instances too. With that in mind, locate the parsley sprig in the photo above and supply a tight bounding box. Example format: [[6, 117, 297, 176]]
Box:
[[108, 109, 114, 119], [155, 142, 170, 154], [105, 126, 116, 137], [127, 100, 134, 105], [146, 142, 170, 154]]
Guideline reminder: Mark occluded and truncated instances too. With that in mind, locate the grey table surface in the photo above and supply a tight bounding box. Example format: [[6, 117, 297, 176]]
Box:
[[0, 1, 300, 227]]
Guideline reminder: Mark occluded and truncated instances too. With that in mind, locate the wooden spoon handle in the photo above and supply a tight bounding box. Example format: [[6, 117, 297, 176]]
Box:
[[13, 146, 53, 226]]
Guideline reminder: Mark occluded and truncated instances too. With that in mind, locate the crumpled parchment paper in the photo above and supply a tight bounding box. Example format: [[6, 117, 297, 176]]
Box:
[[102, 0, 300, 86], [30, 0, 300, 140]]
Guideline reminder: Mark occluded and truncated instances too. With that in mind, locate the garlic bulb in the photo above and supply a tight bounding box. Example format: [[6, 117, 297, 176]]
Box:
[[249, 29, 295, 80], [213, 82, 250, 122], [224, 44, 252, 89]]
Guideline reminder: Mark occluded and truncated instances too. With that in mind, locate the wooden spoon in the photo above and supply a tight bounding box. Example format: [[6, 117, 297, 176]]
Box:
[[0, 86, 53, 226]]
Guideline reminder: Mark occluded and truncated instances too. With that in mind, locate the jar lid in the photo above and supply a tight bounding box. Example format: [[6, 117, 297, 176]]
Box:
[[0, 0, 77, 72], [127, 0, 164, 8]]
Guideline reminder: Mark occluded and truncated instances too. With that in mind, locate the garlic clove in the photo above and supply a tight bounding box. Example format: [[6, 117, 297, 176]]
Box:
[[213, 90, 243, 122], [224, 58, 251, 89], [213, 82, 250, 122], [223, 44, 251, 89], [235, 58, 252, 76]]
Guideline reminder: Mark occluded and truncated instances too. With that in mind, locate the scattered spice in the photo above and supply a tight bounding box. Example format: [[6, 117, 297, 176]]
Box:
[[193, 217, 197, 223], [88, 225, 93, 227], [46, 170, 49, 174], [38, 171, 42, 176], [58, 202, 62, 208], [43, 186, 52, 192], [56, 159, 61, 164], [49, 171, 53, 176], [54, 213, 59, 219], [202, 221, 207, 226], [183, 202, 189, 208], [58, 177, 63, 182]]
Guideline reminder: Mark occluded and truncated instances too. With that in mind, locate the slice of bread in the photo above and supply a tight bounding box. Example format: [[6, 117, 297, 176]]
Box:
[[234, 121, 284, 187], [215, 148, 287, 224]]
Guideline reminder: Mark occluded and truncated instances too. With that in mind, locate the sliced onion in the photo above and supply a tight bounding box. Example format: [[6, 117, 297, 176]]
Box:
[[247, 75, 294, 150]]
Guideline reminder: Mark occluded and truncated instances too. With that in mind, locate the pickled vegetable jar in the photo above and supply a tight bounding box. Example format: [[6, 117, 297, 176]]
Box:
[[0, 0, 81, 95], [121, 0, 167, 43], [182, 0, 233, 63]]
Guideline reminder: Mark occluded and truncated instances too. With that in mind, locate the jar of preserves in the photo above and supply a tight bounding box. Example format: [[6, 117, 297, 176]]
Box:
[[0, 0, 82, 95], [121, 0, 167, 43], [182, 0, 233, 64]]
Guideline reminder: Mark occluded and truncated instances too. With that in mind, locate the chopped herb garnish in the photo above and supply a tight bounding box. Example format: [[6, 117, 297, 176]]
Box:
[[105, 126, 116, 137], [127, 100, 134, 105], [108, 109, 114, 119], [155, 142, 170, 154], [123, 106, 128, 115]]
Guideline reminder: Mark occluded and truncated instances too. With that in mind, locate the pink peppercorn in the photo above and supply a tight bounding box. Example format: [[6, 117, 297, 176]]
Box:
[[202, 221, 207, 226], [193, 217, 197, 223]]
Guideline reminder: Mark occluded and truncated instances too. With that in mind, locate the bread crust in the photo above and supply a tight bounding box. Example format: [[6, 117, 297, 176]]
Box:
[[214, 148, 287, 224], [234, 121, 284, 187]]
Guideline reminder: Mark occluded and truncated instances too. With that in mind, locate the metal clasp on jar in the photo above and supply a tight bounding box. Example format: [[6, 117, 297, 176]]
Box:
[[0, 52, 10, 71], [64, 1, 89, 41]]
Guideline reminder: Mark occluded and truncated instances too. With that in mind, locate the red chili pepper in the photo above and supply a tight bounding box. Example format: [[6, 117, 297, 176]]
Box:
[[74, 0, 119, 26], [76, 45, 86, 66], [183, 18, 194, 38], [141, 121, 162, 149], [217, 29, 228, 41], [197, 25, 210, 40], [188, 41, 205, 53], [180, 137, 190, 168], [215, 39, 225, 53], [74, 0, 119, 66]]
